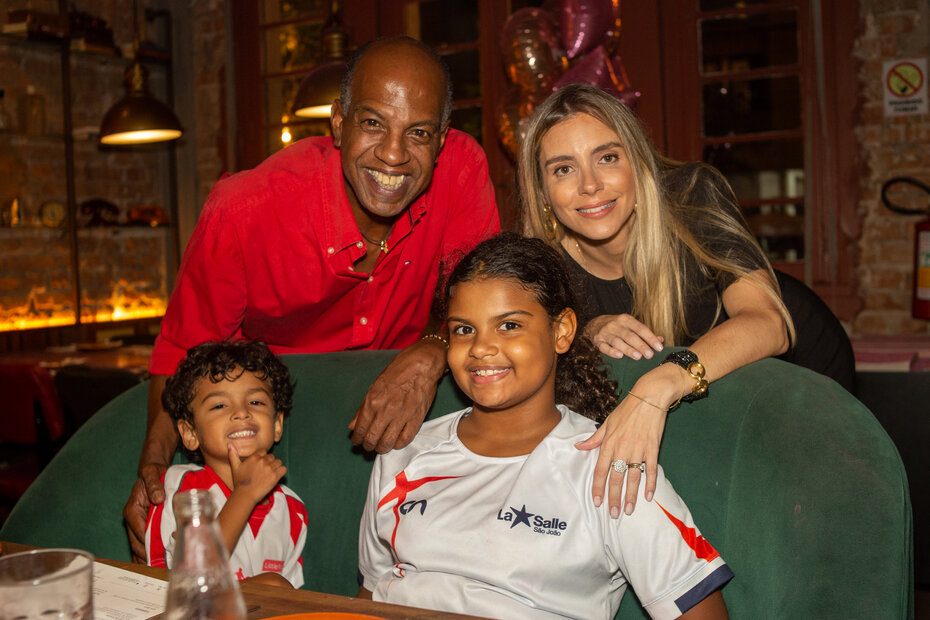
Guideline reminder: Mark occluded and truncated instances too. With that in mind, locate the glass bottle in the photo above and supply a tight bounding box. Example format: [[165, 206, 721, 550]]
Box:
[[163, 489, 246, 620], [19, 85, 45, 136]]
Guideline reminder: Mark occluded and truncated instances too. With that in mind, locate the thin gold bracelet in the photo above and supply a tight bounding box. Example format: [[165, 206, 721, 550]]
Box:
[[624, 390, 668, 412], [420, 333, 449, 348]]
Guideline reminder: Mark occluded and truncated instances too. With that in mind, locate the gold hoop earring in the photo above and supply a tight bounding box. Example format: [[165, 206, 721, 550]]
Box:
[[633, 201, 638, 212], [542, 204, 559, 240]]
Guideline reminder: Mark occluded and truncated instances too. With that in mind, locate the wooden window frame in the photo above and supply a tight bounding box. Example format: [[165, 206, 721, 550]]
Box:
[[660, 0, 860, 320]]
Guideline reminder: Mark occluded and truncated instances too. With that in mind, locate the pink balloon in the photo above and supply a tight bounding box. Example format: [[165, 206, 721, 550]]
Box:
[[559, 0, 618, 59], [553, 45, 640, 111], [501, 8, 566, 96]]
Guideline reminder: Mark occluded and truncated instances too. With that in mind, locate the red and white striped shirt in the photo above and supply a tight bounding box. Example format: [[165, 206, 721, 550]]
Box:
[[146, 464, 308, 588]]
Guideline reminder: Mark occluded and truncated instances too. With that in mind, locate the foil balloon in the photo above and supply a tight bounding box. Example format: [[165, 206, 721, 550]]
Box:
[[559, 0, 616, 59], [553, 45, 640, 111], [606, 0, 623, 55], [497, 88, 537, 162], [501, 7, 566, 97]]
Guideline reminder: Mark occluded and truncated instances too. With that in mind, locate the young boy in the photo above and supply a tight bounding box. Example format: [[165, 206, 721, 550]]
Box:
[[145, 341, 308, 588]]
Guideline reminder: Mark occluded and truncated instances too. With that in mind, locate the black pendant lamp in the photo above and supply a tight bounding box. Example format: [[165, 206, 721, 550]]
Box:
[[99, 2, 182, 145], [291, 0, 350, 119]]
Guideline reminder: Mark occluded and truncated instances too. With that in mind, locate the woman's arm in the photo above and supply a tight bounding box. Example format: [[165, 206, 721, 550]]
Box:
[[577, 270, 788, 516]]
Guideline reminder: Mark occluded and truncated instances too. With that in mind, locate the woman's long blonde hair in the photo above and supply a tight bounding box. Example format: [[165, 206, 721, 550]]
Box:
[[519, 83, 793, 346]]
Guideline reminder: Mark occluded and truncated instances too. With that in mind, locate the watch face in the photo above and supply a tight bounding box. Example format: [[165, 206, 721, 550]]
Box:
[[40, 200, 66, 227]]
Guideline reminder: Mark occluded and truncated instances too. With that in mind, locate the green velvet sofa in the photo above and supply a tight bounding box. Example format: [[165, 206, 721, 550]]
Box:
[[1, 350, 913, 619]]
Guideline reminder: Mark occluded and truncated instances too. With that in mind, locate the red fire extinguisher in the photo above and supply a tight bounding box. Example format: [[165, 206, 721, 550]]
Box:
[[882, 177, 930, 320]]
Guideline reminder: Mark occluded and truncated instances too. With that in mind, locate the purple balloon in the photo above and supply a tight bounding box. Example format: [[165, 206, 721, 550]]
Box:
[[553, 45, 640, 111], [559, 0, 617, 59]]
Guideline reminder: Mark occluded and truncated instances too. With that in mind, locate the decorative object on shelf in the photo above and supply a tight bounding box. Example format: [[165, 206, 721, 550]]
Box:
[[68, 7, 118, 55], [80, 198, 120, 226], [127, 205, 169, 227], [19, 85, 46, 136], [0, 127, 25, 224], [291, 0, 350, 119], [0, 198, 21, 227], [98, 0, 182, 145], [0, 88, 12, 134], [39, 200, 66, 228], [2, 9, 69, 40]]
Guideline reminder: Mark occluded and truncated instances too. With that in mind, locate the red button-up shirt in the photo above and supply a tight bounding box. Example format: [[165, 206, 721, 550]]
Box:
[[149, 130, 499, 375]]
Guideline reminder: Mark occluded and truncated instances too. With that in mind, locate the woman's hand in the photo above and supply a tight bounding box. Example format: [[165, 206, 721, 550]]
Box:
[[585, 314, 664, 360], [575, 363, 687, 516]]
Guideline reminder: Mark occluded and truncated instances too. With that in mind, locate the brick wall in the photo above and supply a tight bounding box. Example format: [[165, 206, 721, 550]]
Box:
[[190, 0, 228, 210], [0, 228, 167, 330], [853, 0, 930, 335], [0, 0, 179, 339]]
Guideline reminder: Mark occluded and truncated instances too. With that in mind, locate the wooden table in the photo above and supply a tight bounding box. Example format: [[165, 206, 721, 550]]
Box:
[[0, 344, 153, 376], [0, 542, 486, 620]]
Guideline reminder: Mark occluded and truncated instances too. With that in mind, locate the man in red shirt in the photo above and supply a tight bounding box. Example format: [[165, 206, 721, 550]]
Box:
[[124, 36, 500, 561]]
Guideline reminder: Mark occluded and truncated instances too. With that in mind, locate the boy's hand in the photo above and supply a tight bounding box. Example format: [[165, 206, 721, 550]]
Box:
[[227, 444, 286, 506]]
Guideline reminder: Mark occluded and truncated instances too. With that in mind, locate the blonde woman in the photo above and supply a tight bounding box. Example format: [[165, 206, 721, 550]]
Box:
[[520, 83, 852, 519]]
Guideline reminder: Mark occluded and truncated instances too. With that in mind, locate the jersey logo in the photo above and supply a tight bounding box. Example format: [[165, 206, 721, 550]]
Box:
[[656, 501, 720, 561], [500, 504, 534, 529], [378, 471, 462, 556], [497, 504, 568, 536], [399, 499, 427, 515], [263, 559, 284, 572]]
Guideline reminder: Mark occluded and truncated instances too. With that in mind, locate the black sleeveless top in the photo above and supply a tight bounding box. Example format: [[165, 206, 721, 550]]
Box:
[[562, 163, 856, 393]]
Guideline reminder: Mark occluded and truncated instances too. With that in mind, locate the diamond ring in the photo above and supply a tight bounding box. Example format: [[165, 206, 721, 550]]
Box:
[[612, 459, 644, 474]]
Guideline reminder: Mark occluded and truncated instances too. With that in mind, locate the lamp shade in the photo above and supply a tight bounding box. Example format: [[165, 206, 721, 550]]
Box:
[[291, 60, 347, 118], [99, 62, 182, 145], [291, 0, 349, 119]]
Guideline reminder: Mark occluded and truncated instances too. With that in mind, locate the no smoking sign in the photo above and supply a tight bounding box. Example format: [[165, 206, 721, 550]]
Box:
[[883, 58, 928, 116]]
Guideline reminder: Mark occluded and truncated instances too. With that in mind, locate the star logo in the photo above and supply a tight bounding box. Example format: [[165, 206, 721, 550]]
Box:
[[509, 504, 535, 529]]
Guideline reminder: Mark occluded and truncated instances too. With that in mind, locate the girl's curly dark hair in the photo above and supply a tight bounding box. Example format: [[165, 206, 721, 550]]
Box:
[[443, 232, 619, 422], [162, 340, 295, 463]]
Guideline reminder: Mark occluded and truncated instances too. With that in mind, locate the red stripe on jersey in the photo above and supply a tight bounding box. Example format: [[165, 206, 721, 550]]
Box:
[[378, 471, 461, 555], [146, 470, 169, 568], [178, 466, 230, 496], [656, 501, 720, 562], [248, 487, 275, 539], [285, 493, 308, 545]]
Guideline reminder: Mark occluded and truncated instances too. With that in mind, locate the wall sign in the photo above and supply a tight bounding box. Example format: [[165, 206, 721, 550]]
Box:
[[883, 58, 928, 117]]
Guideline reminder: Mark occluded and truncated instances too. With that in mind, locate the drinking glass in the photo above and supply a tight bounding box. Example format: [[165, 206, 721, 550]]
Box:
[[0, 548, 94, 620]]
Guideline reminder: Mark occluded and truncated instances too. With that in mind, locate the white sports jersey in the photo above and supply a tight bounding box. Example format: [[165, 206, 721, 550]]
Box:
[[146, 464, 308, 588], [359, 405, 732, 620]]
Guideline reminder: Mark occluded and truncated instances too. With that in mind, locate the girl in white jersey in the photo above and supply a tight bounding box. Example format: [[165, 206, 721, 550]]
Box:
[[358, 232, 731, 619]]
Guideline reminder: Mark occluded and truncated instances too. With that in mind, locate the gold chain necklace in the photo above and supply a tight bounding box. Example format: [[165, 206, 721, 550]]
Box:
[[572, 237, 589, 271], [359, 226, 392, 254]]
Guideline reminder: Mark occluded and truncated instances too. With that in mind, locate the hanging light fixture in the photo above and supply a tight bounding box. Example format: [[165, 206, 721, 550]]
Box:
[[99, 1, 182, 145], [291, 0, 350, 119]]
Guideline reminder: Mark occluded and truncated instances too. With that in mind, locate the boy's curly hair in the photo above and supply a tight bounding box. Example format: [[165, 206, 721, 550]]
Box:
[[162, 340, 295, 463], [443, 232, 619, 422]]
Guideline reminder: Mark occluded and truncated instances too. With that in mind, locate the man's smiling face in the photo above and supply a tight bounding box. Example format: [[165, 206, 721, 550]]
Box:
[[331, 40, 448, 223]]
